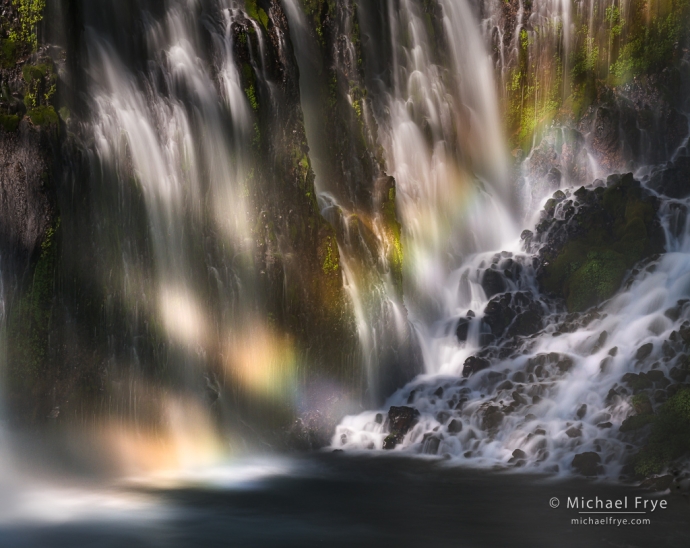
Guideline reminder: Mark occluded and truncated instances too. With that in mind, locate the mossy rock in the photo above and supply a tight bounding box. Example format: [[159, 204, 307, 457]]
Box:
[[1, 37, 20, 69], [0, 113, 20, 132], [27, 105, 58, 127], [538, 174, 663, 311], [632, 387, 690, 477]]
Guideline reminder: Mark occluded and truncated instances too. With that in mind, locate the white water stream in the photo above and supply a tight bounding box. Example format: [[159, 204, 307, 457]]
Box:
[[333, 0, 690, 476]]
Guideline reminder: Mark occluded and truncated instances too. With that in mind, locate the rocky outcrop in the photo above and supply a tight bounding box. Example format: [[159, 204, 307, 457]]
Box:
[[572, 452, 603, 476], [531, 173, 665, 312], [382, 405, 420, 449], [0, 119, 54, 264]]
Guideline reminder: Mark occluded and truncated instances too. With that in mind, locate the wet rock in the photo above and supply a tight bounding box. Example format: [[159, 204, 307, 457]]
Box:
[[622, 373, 653, 391], [422, 434, 441, 455], [462, 356, 490, 378], [576, 404, 587, 419], [566, 426, 582, 438], [512, 371, 526, 383], [645, 370, 665, 383], [512, 391, 528, 406], [436, 411, 450, 424], [482, 294, 515, 337], [482, 406, 504, 431], [636, 343, 654, 361], [481, 268, 507, 298], [669, 367, 689, 382], [497, 380, 514, 391], [640, 475, 674, 491], [456, 318, 471, 342], [597, 422, 613, 429], [433, 386, 444, 397], [383, 406, 420, 449], [662, 340, 677, 359], [647, 154, 690, 198], [599, 357, 612, 373], [572, 452, 604, 476], [534, 173, 664, 312], [508, 309, 543, 337], [608, 346, 618, 356], [632, 394, 653, 415], [375, 413, 383, 424], [447, 419, 463, 434]]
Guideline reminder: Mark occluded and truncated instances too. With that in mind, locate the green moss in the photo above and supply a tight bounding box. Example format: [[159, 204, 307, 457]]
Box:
[[245, 0, 269, 30], [22, 62, 57, 110], [0, 37, 19, 68], [381, 184, 403, 295], [8, 0, 45, 52], [245, 84, 259, 111], [541, 176, 663, 312], [241, 63, 259, 111], [564, 249, 627, 311], [620, 413, 657, 433], [0, 113, 20, 132], [611, 0, 690, 81], [632, 387, 690, 476], [322, 236, 339, 275], [7, 217, 60, 391], [27, 105, 58, 126]]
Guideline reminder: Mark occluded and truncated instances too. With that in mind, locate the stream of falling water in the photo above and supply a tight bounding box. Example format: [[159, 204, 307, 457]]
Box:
[[332, 1, 690, 476]]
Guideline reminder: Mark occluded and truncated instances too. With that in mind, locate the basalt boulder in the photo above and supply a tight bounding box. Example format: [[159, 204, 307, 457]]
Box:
[[571, 452, 604, 476], [382, 406, 420, 449], [532, 174, 664, 312]]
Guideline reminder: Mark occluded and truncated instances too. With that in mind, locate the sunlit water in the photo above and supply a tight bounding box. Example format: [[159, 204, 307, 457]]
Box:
[[332, 1, 690, 476]]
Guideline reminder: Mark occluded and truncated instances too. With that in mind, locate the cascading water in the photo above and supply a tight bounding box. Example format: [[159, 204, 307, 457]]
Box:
[[333, 0, 690, 476], [0, 0, 688, 489]]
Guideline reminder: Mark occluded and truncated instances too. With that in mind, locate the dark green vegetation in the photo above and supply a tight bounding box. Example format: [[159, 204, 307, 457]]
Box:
[[6, 219, 59, 402], [632, 388, 690, 476], [505, 0, 690, 152], [538, 174, 664, 311]]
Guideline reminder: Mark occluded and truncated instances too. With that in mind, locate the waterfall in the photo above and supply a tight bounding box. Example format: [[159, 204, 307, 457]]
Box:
[[0, 0, 688, 482], [333, 0, 690, 476]]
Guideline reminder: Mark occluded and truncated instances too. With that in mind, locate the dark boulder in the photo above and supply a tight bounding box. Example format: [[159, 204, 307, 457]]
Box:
[[481, 268, 507, 298], [382, 406, 420, 449], [447, 419, 463, 433], [636, 343, 654, 361], [535, 174, 664, 312], [482, 406, 504, 430], [482, 294, 516, 337], [647, 155, 690, 199], [572, 452, 603, 476], [462, 356, 491, 378], [456, 318, 471, 342]]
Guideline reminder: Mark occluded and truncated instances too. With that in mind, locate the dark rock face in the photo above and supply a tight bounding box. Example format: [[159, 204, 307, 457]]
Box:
[[646, 154, 690, 199], [482, 406, 504, 431], [572, 452, 603, 476], [636, 343, 654, 361], [447, 419, 463, 433], [382, 406, 420, 449], [531, 174, 664, 311], [592, 107, 621, 168], [481, 268, 507, 298], [481, 291, 544, 340], [0, 120, 54, 265], [462, 356, 491, 378], [456, 317, 471, 342]]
